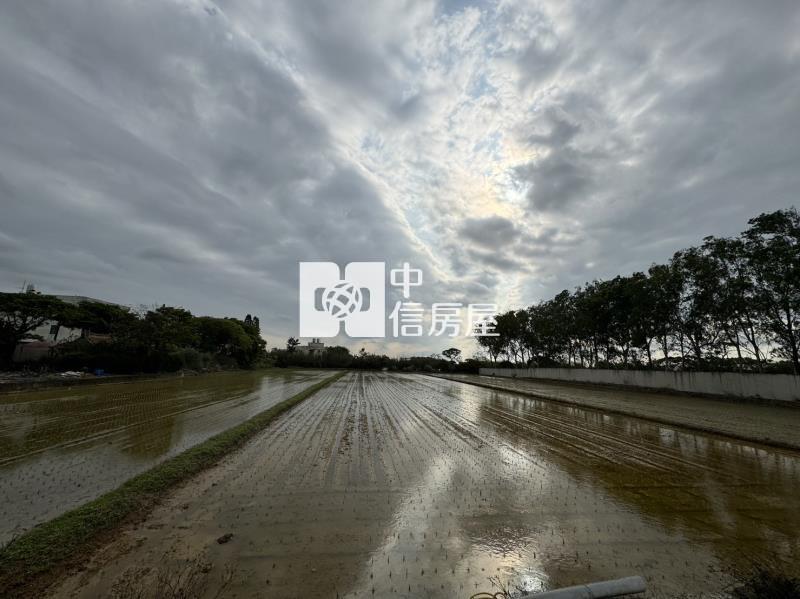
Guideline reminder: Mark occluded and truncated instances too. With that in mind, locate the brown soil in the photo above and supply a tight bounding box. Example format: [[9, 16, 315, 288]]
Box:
[[48, 372, 800, 598]]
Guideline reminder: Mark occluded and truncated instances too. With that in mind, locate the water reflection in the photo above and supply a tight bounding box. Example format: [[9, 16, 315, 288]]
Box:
[[0, 370, 331, 542], [32, 372, 800, 598], [470, 384, 800, 591], [384, 375, 800, 596]]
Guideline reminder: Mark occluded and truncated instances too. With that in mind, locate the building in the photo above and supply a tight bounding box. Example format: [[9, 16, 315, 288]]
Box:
[[295, 338, 325, 355], [10, 287, 122, 362]]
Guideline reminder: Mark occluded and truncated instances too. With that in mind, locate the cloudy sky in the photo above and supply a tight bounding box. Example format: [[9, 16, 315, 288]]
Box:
[[1, 1, 799, 356]]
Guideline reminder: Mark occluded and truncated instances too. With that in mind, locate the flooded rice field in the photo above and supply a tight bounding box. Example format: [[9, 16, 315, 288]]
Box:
[[55, 372, 800, 598], [437, 373, 800, 450], [0, 369, 332, 542]]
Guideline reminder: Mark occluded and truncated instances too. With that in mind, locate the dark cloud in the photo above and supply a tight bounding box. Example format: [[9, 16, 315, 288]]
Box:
[[466, 249, 525, 273], [526, 113, 581, 147], [518, 28, 568, 90], [513, 108, 606, 212], [512, 0, 800, 303], [1, 0, 798, 356], [393, 93, 426, 122], [515, 149, 593, 211], [0, 1, 432, 350], [459, 215, 519, 249], [276, 1, 416, 111], [136, 247, 194, 265]]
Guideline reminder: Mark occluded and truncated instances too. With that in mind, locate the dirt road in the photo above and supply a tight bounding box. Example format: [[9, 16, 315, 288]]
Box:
[[52, 372, 800, 598]]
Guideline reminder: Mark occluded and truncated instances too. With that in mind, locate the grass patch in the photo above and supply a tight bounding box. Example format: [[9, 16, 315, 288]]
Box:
[[0, 370, 346, 595]]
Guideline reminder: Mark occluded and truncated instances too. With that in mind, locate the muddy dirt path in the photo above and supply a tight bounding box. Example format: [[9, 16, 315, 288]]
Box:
[[437, 373, 800, 449], [52, 372, 800, 598], [0, 370, 332, 542]]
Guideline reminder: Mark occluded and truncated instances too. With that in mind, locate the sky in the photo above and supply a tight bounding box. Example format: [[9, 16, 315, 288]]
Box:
[[1, 1, 799, 356]]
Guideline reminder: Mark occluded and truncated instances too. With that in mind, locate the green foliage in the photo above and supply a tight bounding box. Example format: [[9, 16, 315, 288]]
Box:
[[442, 347, 462, 363], [273, 343, 482, 373], [1, 293, 268, 373], [0, 293, 70, 364], [195, 316, 264, 368], [487, 207, 800, 373], [743, 208, 800, 371], [144, 306, 200, 353], [58, 301, 137, 334]]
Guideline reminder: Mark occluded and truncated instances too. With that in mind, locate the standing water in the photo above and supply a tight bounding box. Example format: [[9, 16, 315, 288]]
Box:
[[51, 372, 800, 598], [0, 369, 332, 542]]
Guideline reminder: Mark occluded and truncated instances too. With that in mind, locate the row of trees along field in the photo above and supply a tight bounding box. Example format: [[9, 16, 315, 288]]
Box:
[[0, 296, 266, 372], [275, 342, 480, 373], [477, 208, 800, 374]]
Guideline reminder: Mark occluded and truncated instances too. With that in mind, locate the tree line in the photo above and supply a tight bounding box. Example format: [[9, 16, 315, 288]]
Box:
[[477, 208, 800, 374], [274, 342, 478, 373], [0, 294, 266, 372], [3, 208, 795, 375]]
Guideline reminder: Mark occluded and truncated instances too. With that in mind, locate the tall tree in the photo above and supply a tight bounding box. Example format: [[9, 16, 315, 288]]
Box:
[[672, 248, 725, 364], [0, 293, 69, 363], [144, 306, 199, 354], [743, 208, 800, 373], [647, 263, 682, 368], [442, 347, 462, 363], [702, 236, 766, 369], [476, 328, 504, 364], [626, 272, 658, 367]]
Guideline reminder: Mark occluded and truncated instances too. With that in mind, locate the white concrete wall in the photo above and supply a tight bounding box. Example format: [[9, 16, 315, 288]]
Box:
[[478, 367, 800, 403]]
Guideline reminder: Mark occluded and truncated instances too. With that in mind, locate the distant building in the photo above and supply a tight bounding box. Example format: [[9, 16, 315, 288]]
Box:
[[24, 320, 83, 345], [54, 295, 119, 307], [11, 287, 122, 362], [295, 338, 325, 355]]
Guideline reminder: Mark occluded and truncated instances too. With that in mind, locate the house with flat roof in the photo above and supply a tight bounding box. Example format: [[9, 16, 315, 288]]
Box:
[[295, 338, 325, 355], [10, 286, 122, 362]]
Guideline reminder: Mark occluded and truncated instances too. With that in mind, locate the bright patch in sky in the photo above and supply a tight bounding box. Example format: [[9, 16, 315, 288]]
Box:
[[1, 1, 799, 355]]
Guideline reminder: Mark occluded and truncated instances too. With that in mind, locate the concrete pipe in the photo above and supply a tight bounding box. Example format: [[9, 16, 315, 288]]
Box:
[[519, 576, 646, 599]]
